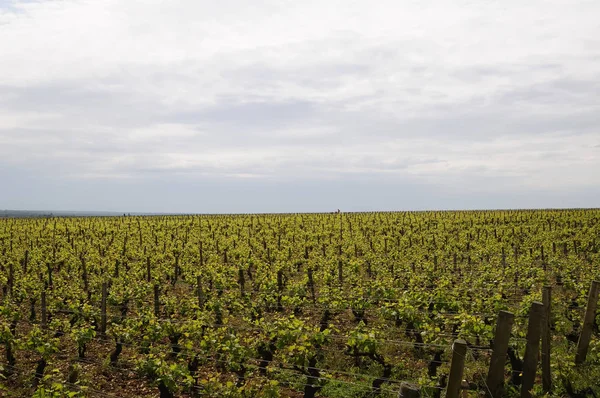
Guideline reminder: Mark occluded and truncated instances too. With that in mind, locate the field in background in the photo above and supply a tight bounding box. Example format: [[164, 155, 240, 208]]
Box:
[[0, 210, 599, 397]]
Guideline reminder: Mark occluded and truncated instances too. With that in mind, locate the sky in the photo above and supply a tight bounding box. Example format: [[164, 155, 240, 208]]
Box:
[[1, 0, 599, 213]]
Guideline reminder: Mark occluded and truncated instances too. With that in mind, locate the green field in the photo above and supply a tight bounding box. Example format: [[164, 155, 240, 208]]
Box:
[[1, 210, 599, 397]]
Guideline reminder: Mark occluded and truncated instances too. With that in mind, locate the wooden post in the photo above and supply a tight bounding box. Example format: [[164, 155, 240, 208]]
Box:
[[197, 275, 204, 308], [199, 241, 204, 269], [486, 311, 514, 397], [41, 289, 47, 329], [154, 284, 160, 318], [521, 301, 543, 398], [81, 256, 89, 293], [308, 268, 316, 304], [238, 267, 245, 296], [23, 249, 29, 273], [8, 262, 13, 297], [277, 270, 284, 311], [446, 339, 467, 398], [575, 280, 600, 364], [146, 257, 151, 282], [542, 286, 552, 392], [399, 382, 420, 398], [100, 282, 107, 338]]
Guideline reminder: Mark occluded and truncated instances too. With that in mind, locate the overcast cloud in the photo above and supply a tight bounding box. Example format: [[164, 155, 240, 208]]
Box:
[[1, 0, 599, 213]]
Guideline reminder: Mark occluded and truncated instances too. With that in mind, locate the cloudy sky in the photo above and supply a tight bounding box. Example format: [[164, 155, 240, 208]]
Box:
[[1, 0, 599, 213]]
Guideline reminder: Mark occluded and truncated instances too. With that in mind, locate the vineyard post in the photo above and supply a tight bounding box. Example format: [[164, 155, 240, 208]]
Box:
[[541, 246, 545, 271], [277, 269, 284, 311], [238, 267, 245, 296], [446, 339, 467, 398], [146, 257, 151, 282], [154, 284, 160, 318], [308, 268, 316, 304], [8, 261, 13, 297], [81, 256, 89, 293], [399, 382, 420, 398], [521, 301, 543, 398], [23, 249, 29, 273], [41, 288, 47, 329], [197, 275, 204, 308], [486, 310, 514, 398], [100, 282, 107, 338], [542, 286, 551, 392], [575, 280, 600, 364]]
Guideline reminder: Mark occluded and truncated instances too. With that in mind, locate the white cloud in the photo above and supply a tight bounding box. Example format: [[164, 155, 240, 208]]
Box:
[[0, 0, 599, 210]]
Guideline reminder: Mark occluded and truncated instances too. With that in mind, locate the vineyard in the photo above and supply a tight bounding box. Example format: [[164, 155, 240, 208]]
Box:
[[0, 210, 599, 397]]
